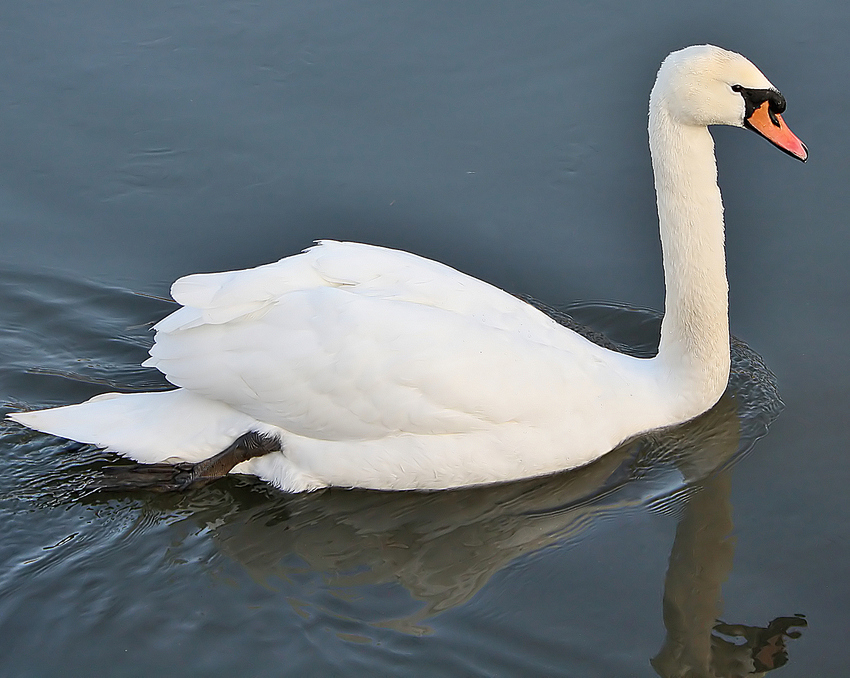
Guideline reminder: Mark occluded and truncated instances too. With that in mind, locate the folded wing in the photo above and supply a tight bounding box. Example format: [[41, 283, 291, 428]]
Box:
[[143, 241, 604, 442]]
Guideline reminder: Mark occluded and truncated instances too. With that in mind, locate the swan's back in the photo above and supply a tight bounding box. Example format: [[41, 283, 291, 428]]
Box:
[[157, 241, 573, 338]]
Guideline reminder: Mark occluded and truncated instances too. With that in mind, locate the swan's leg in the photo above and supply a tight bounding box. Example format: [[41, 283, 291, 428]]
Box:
[[91, 431, 281, 493]]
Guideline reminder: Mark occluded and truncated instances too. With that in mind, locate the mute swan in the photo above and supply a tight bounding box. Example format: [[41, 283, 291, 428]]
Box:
[[9, 45, 806, 492]]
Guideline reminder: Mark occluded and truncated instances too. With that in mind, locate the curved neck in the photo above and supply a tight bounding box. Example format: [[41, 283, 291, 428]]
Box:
[[649, 105, 730, 422]]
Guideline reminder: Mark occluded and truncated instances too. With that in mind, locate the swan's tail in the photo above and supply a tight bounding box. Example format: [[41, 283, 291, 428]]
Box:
[[7, 389, 261, 464]]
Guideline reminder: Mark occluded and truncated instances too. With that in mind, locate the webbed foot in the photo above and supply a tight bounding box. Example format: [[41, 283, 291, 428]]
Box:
[[89, 431, 281, 493]]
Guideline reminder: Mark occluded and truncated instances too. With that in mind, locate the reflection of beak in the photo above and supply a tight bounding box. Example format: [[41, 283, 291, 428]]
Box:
[[745, 101, 808, 162]]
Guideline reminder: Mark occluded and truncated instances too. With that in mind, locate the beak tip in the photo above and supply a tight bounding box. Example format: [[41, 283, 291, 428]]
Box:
[[791, 141, 808, 163]]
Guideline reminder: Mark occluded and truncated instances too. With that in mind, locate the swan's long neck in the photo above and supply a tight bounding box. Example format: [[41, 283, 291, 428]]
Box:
[[649, 101, 730, 422]]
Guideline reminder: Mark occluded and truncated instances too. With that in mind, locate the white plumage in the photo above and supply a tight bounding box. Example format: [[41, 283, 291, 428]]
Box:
[[9, 46, 805, 492]]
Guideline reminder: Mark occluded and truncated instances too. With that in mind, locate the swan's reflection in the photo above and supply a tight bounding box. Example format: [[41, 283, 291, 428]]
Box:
[[652, 462, 806, 677]]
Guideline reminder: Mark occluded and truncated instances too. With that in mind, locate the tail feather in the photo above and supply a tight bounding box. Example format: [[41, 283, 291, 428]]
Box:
[[8, 389, 261, 464]]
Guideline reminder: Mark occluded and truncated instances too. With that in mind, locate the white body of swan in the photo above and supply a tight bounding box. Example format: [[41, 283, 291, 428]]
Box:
[[9, 45, 806, 492]]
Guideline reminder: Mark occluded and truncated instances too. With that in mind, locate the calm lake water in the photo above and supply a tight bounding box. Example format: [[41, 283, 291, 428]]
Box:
[[1, 2, 848, 676]]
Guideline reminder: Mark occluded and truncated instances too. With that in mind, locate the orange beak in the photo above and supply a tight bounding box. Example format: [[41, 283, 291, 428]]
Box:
[[745, 101, 808, 162]]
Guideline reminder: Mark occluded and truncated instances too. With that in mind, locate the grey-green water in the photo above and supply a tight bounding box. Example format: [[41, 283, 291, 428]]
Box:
[[2, 2, 848, 676]]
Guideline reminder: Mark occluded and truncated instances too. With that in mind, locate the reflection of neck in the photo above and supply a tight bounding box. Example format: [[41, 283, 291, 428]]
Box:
[[651, 472, 734, 677], [649, 103, 731, 423]]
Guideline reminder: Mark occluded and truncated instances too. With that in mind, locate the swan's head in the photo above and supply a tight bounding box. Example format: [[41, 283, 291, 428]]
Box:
[[652, 45, 807, 161]]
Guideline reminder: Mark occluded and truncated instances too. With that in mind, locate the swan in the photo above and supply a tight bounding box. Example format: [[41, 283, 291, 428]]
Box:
[[8, 45, 806, 492]]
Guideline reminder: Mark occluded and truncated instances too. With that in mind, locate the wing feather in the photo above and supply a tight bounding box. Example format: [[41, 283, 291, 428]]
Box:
[[144, 242, 605, 442]]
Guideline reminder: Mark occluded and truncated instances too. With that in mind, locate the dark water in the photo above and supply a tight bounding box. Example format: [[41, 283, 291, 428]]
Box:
[[2, 2, 848, 676]]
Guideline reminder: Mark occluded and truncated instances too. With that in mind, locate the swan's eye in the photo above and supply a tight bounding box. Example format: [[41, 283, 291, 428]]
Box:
[[731, 84, 743, 92]]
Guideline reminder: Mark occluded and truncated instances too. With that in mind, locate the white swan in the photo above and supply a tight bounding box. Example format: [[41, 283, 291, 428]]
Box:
[[9, 45, 806, 492]]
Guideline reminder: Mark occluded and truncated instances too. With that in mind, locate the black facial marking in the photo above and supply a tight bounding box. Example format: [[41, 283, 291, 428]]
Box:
[[734, 85, 806, 162], [735, 86, 786, 126]]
